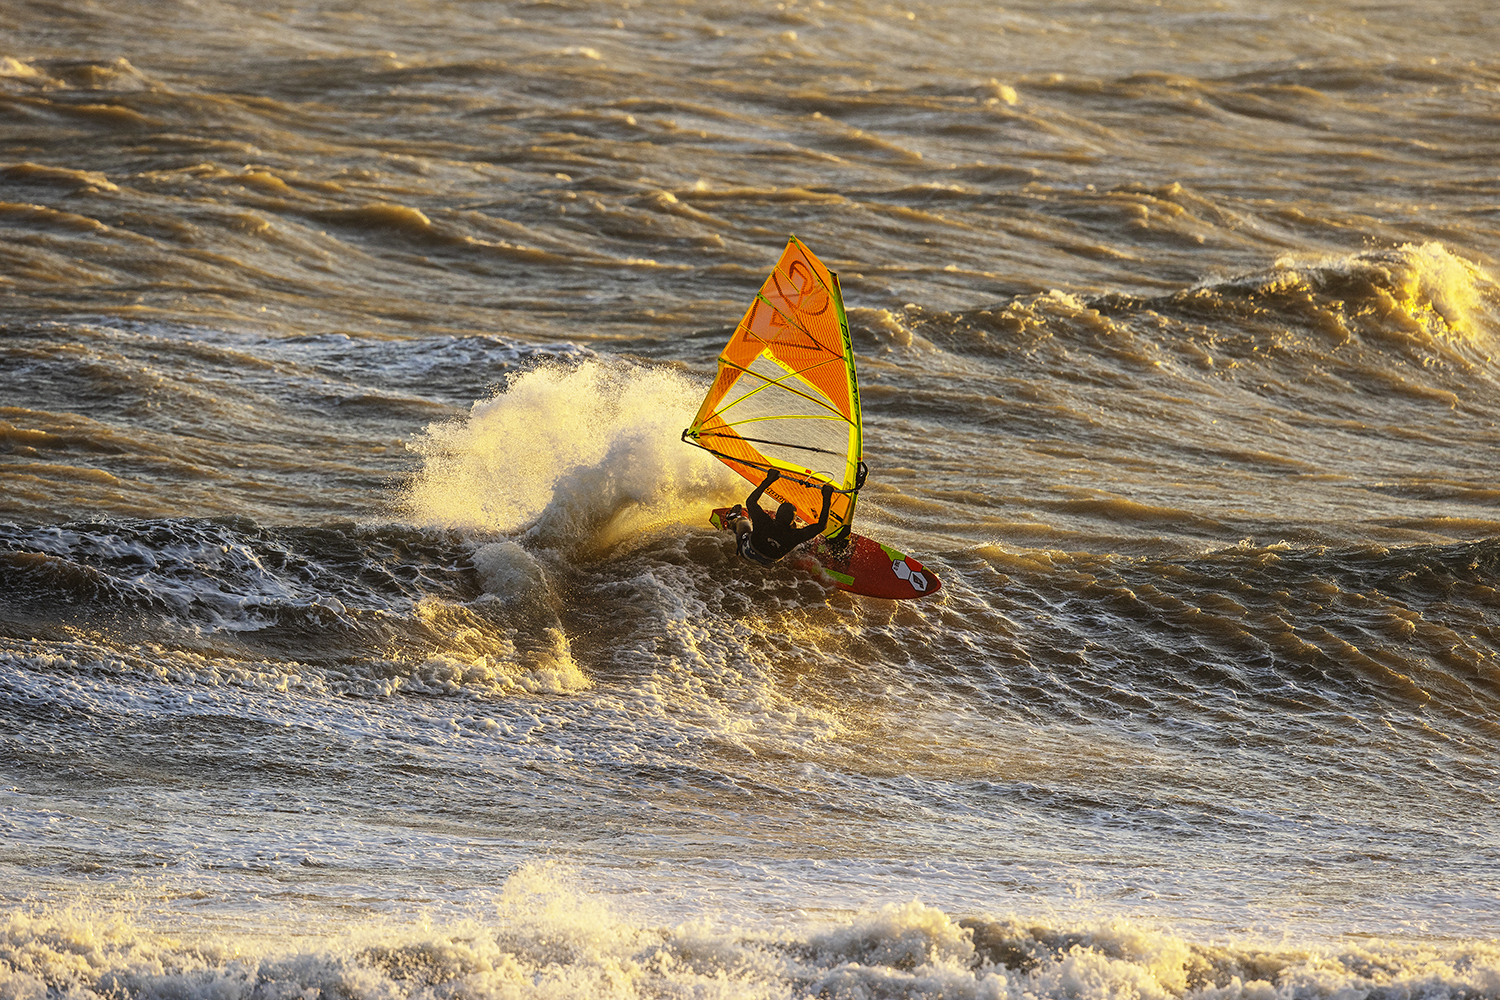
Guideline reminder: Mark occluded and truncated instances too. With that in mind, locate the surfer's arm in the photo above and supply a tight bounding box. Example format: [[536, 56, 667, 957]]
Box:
[[814, 482, 834, 532], [744, 468, 779, 530], [787, 484, 836, 546], [746, 467, 779, 507]]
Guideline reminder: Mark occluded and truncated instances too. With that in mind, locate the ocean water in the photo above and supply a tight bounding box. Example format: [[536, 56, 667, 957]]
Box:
[[4, 1, 1500, 997]]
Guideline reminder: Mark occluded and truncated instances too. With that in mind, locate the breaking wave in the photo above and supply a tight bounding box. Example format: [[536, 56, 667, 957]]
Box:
[[4, 863, 1497, 1000], [399, 359, 734, 555]]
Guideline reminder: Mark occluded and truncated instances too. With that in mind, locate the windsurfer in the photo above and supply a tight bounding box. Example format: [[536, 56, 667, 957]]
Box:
[[729, 468, 835, 565]]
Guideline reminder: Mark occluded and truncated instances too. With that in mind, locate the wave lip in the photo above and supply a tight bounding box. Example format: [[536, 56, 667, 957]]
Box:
[[1161, 242, 1500, 359]]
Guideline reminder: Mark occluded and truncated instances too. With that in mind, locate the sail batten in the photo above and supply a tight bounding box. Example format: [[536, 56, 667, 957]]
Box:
[[683, 237, 863, 538], [714, 360, 848, 418]]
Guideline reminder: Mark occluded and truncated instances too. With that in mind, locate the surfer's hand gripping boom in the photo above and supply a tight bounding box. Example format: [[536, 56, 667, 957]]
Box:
[[761, 461, 867, 495]]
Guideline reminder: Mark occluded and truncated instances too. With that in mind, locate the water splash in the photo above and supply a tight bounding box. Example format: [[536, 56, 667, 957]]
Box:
[[399, 360, 733, 554]]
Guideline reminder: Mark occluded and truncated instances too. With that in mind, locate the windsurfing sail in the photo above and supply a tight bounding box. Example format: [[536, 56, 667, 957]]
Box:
[[683, 236, 864, 539]]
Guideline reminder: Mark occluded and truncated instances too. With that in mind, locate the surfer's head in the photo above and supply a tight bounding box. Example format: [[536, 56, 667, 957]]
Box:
[[775, 502, 796, 526]]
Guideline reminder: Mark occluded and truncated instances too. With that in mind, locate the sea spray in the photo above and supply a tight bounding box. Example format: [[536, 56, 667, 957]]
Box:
[[400, 360, 733, 552], [392, 360, 745, 685]]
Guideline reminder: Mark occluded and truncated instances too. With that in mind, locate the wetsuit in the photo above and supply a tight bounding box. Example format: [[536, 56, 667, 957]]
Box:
[[736, 471, 832, 564]]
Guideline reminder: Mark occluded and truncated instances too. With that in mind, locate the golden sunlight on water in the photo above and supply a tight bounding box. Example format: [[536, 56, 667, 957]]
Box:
[[2, 2, 1500, 997]]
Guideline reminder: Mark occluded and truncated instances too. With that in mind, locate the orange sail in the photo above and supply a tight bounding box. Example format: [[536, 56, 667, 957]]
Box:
[[683, 237, 863, 538]]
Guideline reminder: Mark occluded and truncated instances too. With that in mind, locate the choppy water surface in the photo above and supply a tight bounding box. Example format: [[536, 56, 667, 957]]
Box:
[[4, 1, 1500, 997]]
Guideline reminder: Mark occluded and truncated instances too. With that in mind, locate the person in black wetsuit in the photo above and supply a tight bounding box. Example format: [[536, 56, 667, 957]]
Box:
[[730, 468, 835, 565]]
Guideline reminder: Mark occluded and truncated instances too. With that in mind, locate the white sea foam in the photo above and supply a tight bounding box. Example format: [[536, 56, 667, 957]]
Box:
[[3, 863, 1498, 1000], [400, 360, 734, 555]]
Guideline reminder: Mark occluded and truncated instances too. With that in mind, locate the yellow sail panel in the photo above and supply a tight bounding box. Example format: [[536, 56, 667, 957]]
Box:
[[685, 237, 863, 537]]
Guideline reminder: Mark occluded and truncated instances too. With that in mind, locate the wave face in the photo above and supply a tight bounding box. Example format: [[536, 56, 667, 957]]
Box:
[[3, 0, 1500, 995]]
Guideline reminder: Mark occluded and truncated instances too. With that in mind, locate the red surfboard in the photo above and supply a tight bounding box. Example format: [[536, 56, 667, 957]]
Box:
[[710, 507, 942, 600]]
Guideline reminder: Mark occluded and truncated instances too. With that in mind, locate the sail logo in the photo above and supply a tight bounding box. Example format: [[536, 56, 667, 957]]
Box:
[[891, 558, 928, 593], [769, 259, 831, 317]]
